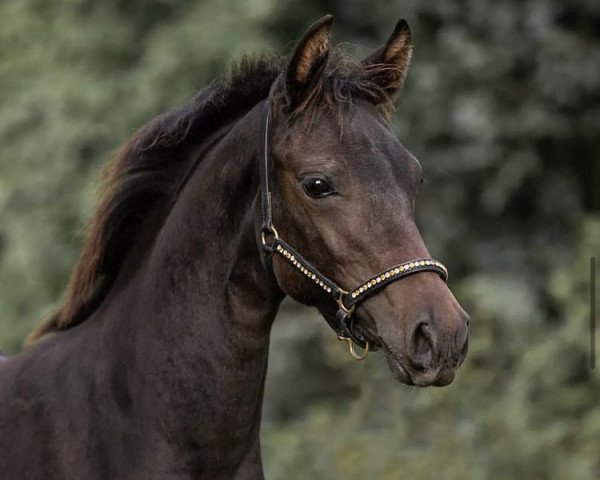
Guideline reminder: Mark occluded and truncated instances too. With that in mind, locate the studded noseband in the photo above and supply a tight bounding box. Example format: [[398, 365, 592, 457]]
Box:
[[258, 101, 448, 360]]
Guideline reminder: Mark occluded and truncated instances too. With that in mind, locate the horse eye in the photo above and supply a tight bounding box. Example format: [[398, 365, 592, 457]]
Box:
[[302, 177, 334, 198]]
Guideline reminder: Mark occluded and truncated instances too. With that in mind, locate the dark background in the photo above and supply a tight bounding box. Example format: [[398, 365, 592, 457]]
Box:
[[0, 0, 598, 478]]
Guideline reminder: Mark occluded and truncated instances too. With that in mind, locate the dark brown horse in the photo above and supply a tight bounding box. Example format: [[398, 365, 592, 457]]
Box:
[[0, 16, 469, 480]]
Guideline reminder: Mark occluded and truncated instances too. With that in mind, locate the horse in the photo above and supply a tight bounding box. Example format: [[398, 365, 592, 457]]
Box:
[[0, 15, 469, 480]]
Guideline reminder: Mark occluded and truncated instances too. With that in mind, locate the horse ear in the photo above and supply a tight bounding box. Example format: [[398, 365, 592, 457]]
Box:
[[285, 15, 334, 105], [362, 19, 413, 103]]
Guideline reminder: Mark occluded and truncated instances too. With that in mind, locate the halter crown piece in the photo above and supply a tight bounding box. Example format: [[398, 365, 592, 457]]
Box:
[[258, 101, 448, 360]]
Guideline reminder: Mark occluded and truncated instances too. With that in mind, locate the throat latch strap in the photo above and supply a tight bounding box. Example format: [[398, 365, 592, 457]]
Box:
[[259, 101, 274, 235]]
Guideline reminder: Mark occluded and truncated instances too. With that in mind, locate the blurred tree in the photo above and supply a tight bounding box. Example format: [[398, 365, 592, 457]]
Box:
[[0, 0, 275, 350], [0, 0, 598, 478]]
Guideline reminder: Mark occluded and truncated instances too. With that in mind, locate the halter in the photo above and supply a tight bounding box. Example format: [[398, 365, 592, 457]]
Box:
[[258, 101, 448, 360]]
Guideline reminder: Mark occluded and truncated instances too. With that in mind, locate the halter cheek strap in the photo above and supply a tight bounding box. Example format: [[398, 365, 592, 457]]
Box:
[[258, 100, 448, 360]]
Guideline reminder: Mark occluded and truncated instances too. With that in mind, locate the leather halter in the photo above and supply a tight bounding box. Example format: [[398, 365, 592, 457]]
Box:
[[258, 101, 448, 360]]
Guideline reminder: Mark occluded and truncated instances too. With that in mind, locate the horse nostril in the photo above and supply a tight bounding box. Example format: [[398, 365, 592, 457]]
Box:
[[410, 322, 435, 370], [458, 325, 469, 363], [455, 318, 469, 364], [460, 335, 469, 361], [463, 311, 471, 328]]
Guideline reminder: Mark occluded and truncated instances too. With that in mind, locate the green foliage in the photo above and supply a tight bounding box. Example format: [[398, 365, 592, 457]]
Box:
[[0, 0, 598, 478]]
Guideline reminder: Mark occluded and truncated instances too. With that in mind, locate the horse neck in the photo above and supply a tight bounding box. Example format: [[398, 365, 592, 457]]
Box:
[[103, 103, 283, 471]]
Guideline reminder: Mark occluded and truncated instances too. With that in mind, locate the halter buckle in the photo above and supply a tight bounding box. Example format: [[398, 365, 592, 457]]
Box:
[[335, 290, 368, 360]]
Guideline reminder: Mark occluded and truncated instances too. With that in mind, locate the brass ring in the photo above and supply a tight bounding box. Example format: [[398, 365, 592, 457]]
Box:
[[260, 225, 279, 246], [337, 289, 355, 315], [338, 335, 369, 361]]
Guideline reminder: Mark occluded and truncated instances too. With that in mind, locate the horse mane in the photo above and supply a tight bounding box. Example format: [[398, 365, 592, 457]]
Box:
[[28, 49, 394, 342]]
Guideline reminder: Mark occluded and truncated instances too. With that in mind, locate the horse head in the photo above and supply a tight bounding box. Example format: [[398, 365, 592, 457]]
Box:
[[262, 16, 469, 386]]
